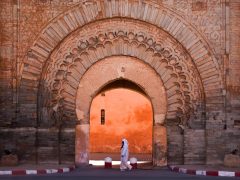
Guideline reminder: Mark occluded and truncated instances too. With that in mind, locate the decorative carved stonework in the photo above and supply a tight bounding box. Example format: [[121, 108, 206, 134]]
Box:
[[38, 19, 205, 127]]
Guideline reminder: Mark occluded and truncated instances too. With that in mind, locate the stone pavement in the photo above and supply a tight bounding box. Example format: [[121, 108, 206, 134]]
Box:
[[168, 165, 240, 177], [0, 163, 239, 177], [0, 164, 75, 175]]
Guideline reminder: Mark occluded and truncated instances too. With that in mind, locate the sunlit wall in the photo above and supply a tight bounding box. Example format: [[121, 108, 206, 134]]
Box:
[[90, 88, 153, 154]]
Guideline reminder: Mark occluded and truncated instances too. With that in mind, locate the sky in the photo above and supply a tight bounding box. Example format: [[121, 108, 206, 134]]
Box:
[[89, 88, 153, 154]]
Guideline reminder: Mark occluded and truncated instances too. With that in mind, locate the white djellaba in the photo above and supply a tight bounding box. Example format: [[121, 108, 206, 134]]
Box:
[[120, 138, 132, 171]]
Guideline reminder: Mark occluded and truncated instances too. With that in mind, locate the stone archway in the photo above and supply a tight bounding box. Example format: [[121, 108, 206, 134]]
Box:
[[20, 1, 223, 116], [39, 18, 205, 124], [75, 56, 167, 166], [32, 18, 208, 165], [17, 0, 224, 166]]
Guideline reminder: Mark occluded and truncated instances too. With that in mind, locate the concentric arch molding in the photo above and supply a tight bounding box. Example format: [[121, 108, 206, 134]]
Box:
[[19, 0, 224, 126], [38, 19, 205, 125]]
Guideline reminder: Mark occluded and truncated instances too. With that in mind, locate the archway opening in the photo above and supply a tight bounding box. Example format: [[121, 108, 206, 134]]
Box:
[[75, 56, 168, 166], [89, 80, 153, 166]]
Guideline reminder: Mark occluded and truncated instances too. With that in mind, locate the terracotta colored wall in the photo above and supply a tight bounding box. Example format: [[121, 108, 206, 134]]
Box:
[[90, 88, 153, 153]]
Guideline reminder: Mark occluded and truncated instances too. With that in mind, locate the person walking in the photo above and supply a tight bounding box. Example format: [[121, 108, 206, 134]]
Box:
[[120, 138, 132, 171]]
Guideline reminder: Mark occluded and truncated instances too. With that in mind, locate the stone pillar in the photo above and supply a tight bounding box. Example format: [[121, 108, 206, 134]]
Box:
[[75, 123, 89, 166], [167, 125, 184, 165], [153, 125, 167, 166]]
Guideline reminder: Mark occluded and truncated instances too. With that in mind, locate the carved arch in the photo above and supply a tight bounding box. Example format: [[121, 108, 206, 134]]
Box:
[[38, 19, 205, 127], [20, 0, 224, 127]]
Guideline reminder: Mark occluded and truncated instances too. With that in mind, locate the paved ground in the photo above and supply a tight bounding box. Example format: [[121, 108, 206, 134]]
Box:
[[176, 165, 240, 172], [0, 161, 239, 178], [0, 166, 236, 180]]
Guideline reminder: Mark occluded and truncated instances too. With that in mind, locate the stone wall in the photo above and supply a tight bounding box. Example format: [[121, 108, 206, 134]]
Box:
[[0, 128, 36, 163], [184, 129, 206, 165], [37, 128, 75, 164], [0, 0, 240, 165], [228, 0, 240, 148], [0, 0, 16, 127], [205, 0, 240, 165], [167, 126, 184, 165]]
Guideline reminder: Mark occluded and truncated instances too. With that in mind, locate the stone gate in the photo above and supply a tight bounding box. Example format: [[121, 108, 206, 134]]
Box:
[[0, 0, 240, 166]]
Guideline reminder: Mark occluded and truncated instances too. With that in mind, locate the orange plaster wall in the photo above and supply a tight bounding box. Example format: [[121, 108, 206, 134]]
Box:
[[90, 88, 153, 154]]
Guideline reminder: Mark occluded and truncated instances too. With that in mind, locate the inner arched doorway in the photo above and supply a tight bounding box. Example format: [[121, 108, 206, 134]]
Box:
[[75, 56, 167, 166], [89, 80, 153, 164]]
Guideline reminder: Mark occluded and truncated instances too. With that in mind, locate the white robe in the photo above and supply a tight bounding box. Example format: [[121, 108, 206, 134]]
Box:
[[120, 139, 132, 170]]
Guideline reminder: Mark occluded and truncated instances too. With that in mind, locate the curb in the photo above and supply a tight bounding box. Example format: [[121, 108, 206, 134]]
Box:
[[0, 166, 75, 176], [168, 165, 240, 177]]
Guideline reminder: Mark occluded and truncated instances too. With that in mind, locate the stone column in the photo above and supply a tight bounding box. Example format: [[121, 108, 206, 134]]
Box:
[[75, 123, 89, 166], [153, 125, 167, 166]]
